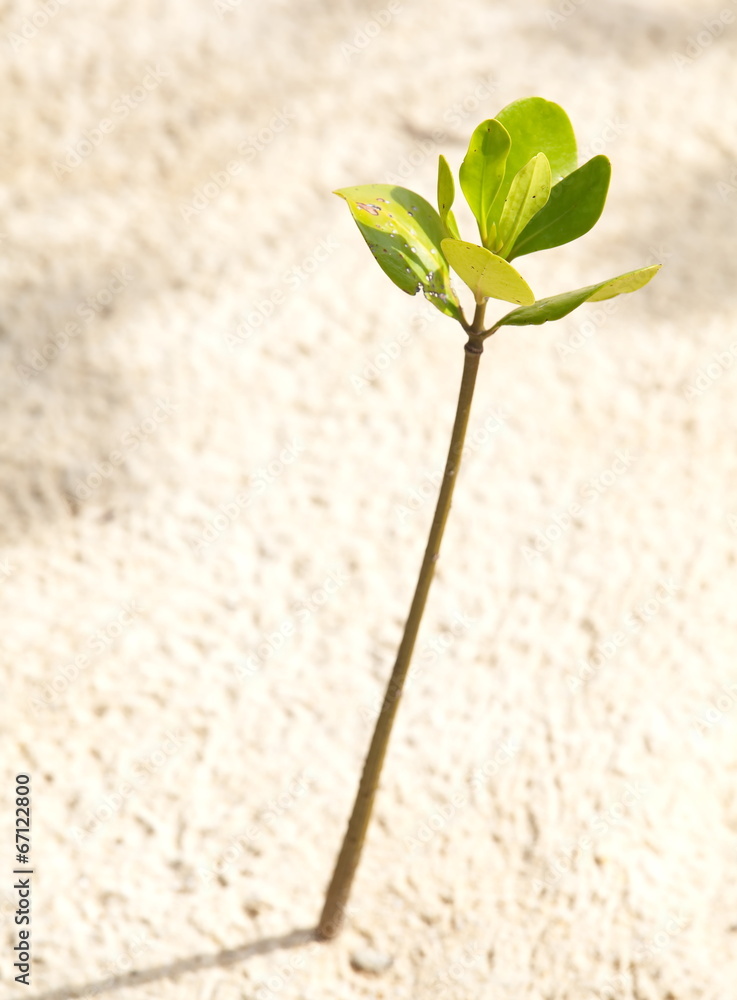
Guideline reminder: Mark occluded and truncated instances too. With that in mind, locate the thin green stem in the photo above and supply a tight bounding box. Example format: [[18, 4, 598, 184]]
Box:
[[317, 304, 487, 940]]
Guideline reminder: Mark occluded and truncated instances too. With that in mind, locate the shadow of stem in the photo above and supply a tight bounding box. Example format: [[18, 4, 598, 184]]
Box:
[[24, 927, 319, 1000]]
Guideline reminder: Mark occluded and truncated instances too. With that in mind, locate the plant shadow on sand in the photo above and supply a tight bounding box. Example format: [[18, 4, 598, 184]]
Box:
[[22, 927, 317, 1000]]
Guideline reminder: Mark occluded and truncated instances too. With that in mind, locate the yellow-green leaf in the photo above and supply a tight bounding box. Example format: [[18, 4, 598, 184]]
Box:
[[441, 238, 535, 305], [497, 153, 552, 258], [444, 208, 461, 241], [491, 265, 661, 329], [587, 267, 661, 301], [458, 119, 511, 246], [437, 155, 460, 239], [509, 155, 611, 260], [489, 97, 577, 227], [335, 184, 463, 321]]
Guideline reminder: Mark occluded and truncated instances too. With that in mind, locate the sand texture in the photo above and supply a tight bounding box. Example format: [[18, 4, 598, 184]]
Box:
[[1, 1, 736, 997]]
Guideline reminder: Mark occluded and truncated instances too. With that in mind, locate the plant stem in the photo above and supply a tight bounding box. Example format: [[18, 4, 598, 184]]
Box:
[[317, 305, 487, 941]]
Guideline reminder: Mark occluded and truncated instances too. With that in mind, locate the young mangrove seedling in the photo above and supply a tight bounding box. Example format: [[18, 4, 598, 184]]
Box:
[[317, 96, 660, 941]]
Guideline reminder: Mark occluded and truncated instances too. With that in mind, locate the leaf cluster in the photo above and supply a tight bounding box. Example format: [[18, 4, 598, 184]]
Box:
[[335, 97, 659, 335]]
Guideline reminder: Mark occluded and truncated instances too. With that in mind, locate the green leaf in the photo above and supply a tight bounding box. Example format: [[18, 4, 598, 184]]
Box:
[[490, 97, 578, 226], [509, 155, 611, 260], [487, 222, 501, 254], [441, 238, 535, 305], [444, 208, 461, 241], [335, 184, 463, 321], [436, 155, 456, 236], [437, 156, 461, 240], [497, 153, 552, 258], [491, 265, 661, 329], [459, 119, 511, 246]]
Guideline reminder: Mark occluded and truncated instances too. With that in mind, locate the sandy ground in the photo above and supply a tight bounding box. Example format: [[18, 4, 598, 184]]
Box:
[[1, 0, 737, 997]]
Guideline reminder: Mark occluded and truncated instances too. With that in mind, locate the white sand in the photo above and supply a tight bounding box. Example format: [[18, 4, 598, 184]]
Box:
[[1, 0, 737, 997]]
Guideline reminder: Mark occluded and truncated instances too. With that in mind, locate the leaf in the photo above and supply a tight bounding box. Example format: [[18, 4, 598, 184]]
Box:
[[444, 209, 461, 241], [335, 184, 463, 321], [509, 155, 611, 260], [491, 265, 661, 329], [437, 156, 461, 240], [487, 222, 501, 254], [489, 97, 578, 226], [458, 119, 511, 246], [438, 155, 457, 236], [497, 153, 552, 258], [441, 238, 535, 305]]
